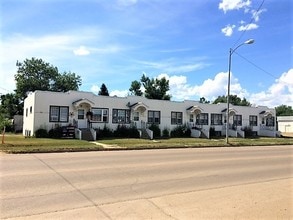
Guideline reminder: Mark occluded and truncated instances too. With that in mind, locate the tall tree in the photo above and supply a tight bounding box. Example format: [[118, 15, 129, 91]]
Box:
[[129, 80, 143, 96], [98, 83, 109, 96], [52, 71, 81, 92], [0, 93, 23, 118], [199, 97, 210, 104], [15, 58, 58, 99], [275, 105, 293, 116], [213, 95, 251, 106], [140, 74, 171, 100], [15, 57, 81, 101]]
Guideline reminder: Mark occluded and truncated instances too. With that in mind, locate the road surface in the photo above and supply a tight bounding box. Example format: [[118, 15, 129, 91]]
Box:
[[1, 146, 293, 219]]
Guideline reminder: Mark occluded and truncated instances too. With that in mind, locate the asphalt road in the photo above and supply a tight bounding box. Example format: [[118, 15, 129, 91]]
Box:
[[1, 146, 292, 219]]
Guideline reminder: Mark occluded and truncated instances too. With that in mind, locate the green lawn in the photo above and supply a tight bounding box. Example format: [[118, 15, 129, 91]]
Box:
[[1, 133, 292, 154], [0, 134, 101, 153], [97, 136, 293, 149]]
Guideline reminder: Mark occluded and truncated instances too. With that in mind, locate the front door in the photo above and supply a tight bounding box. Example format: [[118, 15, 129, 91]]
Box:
[[77, 109, 87, 128], [133, 111, 147, 129]]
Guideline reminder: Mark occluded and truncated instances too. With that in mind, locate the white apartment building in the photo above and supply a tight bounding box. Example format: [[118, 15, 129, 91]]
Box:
[[23, 90, 277, 140]]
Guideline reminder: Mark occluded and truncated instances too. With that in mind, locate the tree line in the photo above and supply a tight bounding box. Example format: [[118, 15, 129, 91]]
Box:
[[1, 57, 292, 123]]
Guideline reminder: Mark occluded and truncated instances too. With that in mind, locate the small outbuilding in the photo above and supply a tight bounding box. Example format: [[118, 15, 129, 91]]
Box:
[[277, 116, 293, 135]]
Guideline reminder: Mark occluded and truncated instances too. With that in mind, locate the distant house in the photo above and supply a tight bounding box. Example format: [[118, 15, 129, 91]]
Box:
[[23, 90, 277, 140], [277, 116, 293, 134], [13, 115, 23, 133]]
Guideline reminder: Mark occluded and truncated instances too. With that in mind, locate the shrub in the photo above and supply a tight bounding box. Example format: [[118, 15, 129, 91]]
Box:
[[48, 127, 63, 139], [96, 125, 113, 139], [243, 126, 257, 138], [113, 124, 140, 138], [162, 127, 170, 138], [148, 124, 161, 138], [35, 128, 48, 138], [0, 118, 13, 133], [209, 127, 216, 137], [209, 126, 221, 138], [170, 125, 191, 138]]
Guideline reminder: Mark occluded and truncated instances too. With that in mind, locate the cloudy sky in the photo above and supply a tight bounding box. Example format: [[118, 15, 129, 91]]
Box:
[[1, 0, 292, 107]]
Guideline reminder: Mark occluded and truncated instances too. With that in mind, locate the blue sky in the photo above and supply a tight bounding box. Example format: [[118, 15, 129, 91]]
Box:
[[1, 0, 292, 107]]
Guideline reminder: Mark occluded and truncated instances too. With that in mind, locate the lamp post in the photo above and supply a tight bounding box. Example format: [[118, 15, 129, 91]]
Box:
[[226, 39, 254, 144]]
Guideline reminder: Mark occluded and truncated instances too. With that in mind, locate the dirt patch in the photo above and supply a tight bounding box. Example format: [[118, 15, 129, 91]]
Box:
[[92, 142, 123, 149], [281, 132, 293, 137]]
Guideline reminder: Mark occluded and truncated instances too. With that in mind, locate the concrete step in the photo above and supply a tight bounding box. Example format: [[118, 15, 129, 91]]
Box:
[[80, 129, 94, 141]]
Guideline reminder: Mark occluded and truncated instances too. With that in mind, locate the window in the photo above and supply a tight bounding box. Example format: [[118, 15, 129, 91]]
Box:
[[133, 112, 139, 121], [148, 110, 160, 124], [92, 108, 108, 122], [30, 106, 33, 114], [26, 108, 28, 117], [211, 114, 223, 125], [233, 115, 242, 126], [78, 109, 85, 119], [171, 112, 183, 125], [112, 109, 130, 123], [196, 113, 208, 125], [266, 117, 275, 127], [189, 114, 194, 123], [249, 115, 257, 126], [49, 106, 69, 122]]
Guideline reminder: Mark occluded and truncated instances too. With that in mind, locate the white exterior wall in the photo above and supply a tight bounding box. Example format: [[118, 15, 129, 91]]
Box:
[[23, 92, 35, 136], [277, 116, 293, 133], [23, 90, 276, 137]]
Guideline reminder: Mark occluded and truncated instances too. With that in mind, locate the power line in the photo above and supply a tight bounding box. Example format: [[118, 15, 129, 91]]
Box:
[[234, 51, 277, 79], [232, 0, 265, 48], [0, 86, 13, 94], [234, 51, 293, 85]]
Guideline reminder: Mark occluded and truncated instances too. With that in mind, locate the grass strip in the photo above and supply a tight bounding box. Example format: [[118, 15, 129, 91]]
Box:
[[1, 134, 292, 154]]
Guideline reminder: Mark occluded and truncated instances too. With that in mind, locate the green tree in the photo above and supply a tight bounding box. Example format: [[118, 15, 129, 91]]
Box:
[[52, 71, 81, 92], [0, 93, 23, 118], [0, 113, 13, 132], [212, 95, 226, 104], [199, 97, 210, 104], [213, 95, 251, 106], [129, 80, 143, 96], [275, 105, 293, 116], [98, 83, 109, 96], [140, 74, 171, 100], [15, 57, 81, 101]]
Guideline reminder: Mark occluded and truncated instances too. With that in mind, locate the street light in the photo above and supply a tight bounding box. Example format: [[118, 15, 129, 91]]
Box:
[[226, 39, 254, 144]]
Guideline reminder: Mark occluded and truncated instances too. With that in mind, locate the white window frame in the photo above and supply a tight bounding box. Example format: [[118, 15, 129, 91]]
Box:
[[92, 108, 109, 122], [49, 106, 69, 122]]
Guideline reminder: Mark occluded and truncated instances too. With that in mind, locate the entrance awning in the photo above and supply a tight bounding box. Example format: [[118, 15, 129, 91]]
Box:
[[259, 110, 273, 118], [187, 106, 203, 115], [72, 98, 94, 109], [221, 108, 237, 116], [128, 102, 148, 112]]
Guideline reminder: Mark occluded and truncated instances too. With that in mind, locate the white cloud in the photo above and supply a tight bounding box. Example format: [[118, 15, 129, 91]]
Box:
[[221, 24, 236, 37], [0, 33, 75, 93], [137, 57, 207, 74], [92, 45, 122, 54], [161, 70, 293, 107], [219, 1, 266, 37], [117, 0, 137, 7], [250, 69, 293, 107], [238, 23, 258, 31], [73, 46, 90, 56], [90, 85, 101, 94], [155, 72, 247, 101], [91, 84, 128, 97], [110, 90, 128, 97], [0, 28, 123, 94], [94, 69, 293, 107], [219, 0, 251, 13], [251, 9, 267, 22]]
